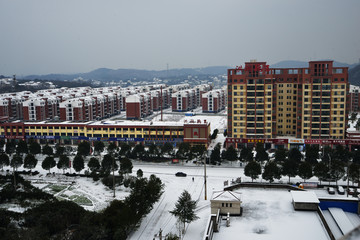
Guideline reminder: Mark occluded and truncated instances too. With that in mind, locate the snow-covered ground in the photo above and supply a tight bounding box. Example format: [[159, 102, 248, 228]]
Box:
[[2, 158, 359, 239]]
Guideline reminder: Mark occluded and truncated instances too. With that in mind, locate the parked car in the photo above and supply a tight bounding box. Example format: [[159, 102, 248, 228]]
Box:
[[348, 188, 355, 195], [175, 172, 187, 177], [327, 187, 335, 195], [337, 186, 345, 195]]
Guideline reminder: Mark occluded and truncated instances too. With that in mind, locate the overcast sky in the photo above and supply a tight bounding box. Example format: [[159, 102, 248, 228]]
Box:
[[0, 0, 359, 76]]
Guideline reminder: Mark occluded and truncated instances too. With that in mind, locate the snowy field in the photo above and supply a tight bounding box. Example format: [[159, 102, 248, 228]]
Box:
[[3, 159, 358, 239]]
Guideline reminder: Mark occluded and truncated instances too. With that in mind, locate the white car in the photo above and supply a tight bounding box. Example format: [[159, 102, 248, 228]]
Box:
[[337, 186, 345, 195]]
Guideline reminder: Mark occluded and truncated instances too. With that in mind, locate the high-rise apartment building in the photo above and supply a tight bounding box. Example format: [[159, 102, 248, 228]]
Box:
[[227, 60, 349, 142]]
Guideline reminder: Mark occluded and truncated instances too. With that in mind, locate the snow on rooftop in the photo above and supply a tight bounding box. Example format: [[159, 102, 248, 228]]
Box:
[[211, 191, 241, 202], [291, 190, 320, 203]]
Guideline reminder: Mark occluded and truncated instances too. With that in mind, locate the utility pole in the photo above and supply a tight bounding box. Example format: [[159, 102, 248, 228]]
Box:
[[113, 156, 115, 198], [160, 85, 163, 121], [204, 153, 207, 200]]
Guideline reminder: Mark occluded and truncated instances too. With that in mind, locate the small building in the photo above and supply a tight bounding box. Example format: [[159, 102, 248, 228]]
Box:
[[291, 190, 320, 210], [211, 190, 242, 216]]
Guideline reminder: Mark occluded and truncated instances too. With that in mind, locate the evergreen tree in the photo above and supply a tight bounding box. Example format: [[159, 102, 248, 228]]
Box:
[[28, 141, 41, 155], [305, 145, 319, 164], [42, 156, 56, 173], [255, 143, 269, 163], [313, 161, 329, 185], [101, 154, 118, 173], [16, 140, 28, 155], [170, 190, 199, 235], [176, 142, 190, 159], [77, 141, 91, 156], [137, 169, 143, 178], [120, 157, 133, 176], [132, 144, 145, 159], [23, 153, 37, 171], [148, 143, 160, 158], [348, 163, 360, 187], [10, 154, 23, 171], [262, 161, 281, 183], [161, 142, 174, 157], [288, 148, 302, 163], [211, 129, 219, 139], [119, 142, 131, 156], [0, 153, 10, 170], [55, 145, 65, 157], [107, 142, 118, 155], [281, 160, 298, 183], [352, 149, 360, 165], [210, 146, 221, 165], [42, 144, 53, 156], [240, 147, 252, 162], [5, 140, 16, 155], [73, 154, 85, 173], [274, 148, 287, 162], [298, 162, 313, 182], [329, 160, 346, 186], [244, 160, 261, 182], [57, 155, 70, 173], [224, 145, 238, 163], [94, 141, 105, 155], [88, 157, 100, 172]]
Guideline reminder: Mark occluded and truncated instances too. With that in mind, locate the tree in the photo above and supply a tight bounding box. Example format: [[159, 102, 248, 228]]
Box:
[[170, 190, 199, 236], [42, 144, 53, 156], [210, 145, 221, 165], [244, 160, 261, 182], [191, 145, 206, 161], [42, 156, 56, 173], [73, 154, 85, 173], [5, 140, 16, 155], [161, 142, 174, 157], [239, 147, 252, 162], [348, 163, 360, 187], [223, 145, 238, 163], [119, 143, 131, 156], [28, 141, 41, 155], [101, 154, 118, 173], [88, 157, 100, 172], [148, 143, 160, 158], [120, 157, 133, 176], [255, 143, 268, 163], [107, 142, 118, 155], [211, 129, 219, 140], [0, 153, 9, 170], [16, 140, 28, 155], [23, 154, 37, 171], [274, 148, 287, 162], [137, 169, 143, 178], [288, 148, 302, 163], [10, 154, 23, 171], [55, 145, 65, 157], [176, 142, 190, 159], [313, 162, 329, 185], [305, 145, 319, 165], [94, 141, 105, 155], [281, 160, 298, 183], [262, 161, 281, 183], [57, 155, 70, 173], [352, 149, 360, 165], [329, 160, 346, 186], [333, 145, 350, 163], [77, 141, 91, 156], [131, 144, 145, 159], [298, 162, 313, 182]]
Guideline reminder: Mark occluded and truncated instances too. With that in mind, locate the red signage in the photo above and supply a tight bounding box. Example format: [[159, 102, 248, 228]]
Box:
[[235, 64, 270, 73]]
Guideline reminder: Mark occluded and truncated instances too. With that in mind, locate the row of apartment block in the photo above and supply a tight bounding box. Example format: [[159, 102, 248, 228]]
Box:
[[227, 60, 349, 142], [171, 84, 212, 112], [0, 84, 198, 121]]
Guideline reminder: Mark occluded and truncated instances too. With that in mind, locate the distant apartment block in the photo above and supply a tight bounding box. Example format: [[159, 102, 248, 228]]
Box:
[[202, 89, 226, 113], [350, 85, 360, 112], [126, 94, 152, 120]]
